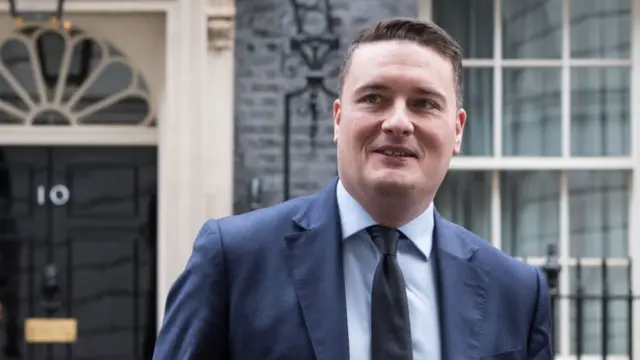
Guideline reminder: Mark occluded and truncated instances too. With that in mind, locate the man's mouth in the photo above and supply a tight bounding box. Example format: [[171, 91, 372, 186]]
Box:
[[373, 146, 417, 158]]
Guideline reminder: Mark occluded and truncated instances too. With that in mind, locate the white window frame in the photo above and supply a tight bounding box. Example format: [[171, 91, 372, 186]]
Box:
[[420, 0, 640, 358], [0, 2, 162, 146]]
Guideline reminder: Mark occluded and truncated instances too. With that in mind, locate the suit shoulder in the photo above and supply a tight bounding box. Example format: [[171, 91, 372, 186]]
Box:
[[202, 195, 312, 247], [447, 220, 541, 285], [220, 195, 310, 227]]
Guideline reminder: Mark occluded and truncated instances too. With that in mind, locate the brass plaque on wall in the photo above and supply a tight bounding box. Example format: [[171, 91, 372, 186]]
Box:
[[25, 318, 78, 343]]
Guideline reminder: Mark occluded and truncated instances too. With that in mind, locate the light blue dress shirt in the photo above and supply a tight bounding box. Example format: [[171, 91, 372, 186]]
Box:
[[337, 180, 441, 360]]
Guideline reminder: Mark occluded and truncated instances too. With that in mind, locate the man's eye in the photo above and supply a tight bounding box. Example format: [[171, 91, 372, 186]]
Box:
[[360, 94, 382, 104], [413, 99, 437, 109]]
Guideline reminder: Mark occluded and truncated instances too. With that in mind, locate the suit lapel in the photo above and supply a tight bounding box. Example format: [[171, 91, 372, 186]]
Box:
[[285, 179, 349, 360], [434, 212, 489, 360]]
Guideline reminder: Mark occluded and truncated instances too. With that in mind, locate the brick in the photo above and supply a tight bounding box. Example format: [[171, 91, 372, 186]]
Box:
[[233, 0, 419, 213]]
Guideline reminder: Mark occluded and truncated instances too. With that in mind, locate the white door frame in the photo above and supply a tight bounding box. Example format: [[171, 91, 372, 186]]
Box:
[[0, 0, 237, 330]]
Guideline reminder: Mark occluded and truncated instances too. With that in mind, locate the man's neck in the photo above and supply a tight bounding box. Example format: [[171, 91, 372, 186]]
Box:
[[343, 182, 433, 228]]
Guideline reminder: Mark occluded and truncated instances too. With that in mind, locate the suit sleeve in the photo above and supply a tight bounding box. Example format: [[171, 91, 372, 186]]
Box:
[[527, 267, 553, 360], [152, 220, 229, 360]]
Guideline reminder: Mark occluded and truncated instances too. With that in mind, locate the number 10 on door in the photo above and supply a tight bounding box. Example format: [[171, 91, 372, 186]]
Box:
[[37, 185, 71, 206]]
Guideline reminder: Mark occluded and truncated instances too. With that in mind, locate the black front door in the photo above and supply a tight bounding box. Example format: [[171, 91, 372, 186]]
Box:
[[0, 146, 157, 360]]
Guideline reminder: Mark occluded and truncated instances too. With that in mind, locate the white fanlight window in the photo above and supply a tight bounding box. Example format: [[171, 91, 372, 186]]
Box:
[[423, 0, 638, 358], [0, 24, 156, 144]]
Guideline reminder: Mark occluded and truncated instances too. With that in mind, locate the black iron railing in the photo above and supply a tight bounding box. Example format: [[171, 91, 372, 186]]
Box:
[[539, 244, 638, 358]]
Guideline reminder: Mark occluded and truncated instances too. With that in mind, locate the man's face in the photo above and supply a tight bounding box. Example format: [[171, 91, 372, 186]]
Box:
[[334, 40, 466, 199]]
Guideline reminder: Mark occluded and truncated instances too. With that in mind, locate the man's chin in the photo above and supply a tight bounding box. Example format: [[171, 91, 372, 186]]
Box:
[[367, 174, 416, 195]]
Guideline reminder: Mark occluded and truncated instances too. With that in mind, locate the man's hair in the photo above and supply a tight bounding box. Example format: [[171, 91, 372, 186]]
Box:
[[339, 17, 464, 107]]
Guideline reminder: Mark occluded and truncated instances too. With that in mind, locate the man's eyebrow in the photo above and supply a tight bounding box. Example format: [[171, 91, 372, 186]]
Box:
[[354, 83, 448, 103], [415, 87, 447, 103], [353, 83, 391, 94]]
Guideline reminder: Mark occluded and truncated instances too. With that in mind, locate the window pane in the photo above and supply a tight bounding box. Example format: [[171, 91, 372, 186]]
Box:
[[434, 171, 491, 240], [502, 0, 562, 59], [571, 68, 630, 156], [568, 171, 629, 258], [569, 265, 630, 355], [503, 68, 561, 156], [461, 68, 493, 156], [501, 171, 559, 257], [570, 0, 631, 58], [433, 0, 494, 59]]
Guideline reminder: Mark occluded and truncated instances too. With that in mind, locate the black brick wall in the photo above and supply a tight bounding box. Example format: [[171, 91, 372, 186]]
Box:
[[233, 0, 418, 213]]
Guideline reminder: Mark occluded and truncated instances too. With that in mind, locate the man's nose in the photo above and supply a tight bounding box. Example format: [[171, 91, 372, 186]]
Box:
[[382, 104, 414, 136]]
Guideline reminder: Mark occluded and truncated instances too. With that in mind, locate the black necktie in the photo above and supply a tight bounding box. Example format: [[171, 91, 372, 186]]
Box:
[[367, 225, 413, 360]]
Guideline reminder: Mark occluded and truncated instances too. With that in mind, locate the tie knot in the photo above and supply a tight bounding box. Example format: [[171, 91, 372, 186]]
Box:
[[367, 225, 400, 255]]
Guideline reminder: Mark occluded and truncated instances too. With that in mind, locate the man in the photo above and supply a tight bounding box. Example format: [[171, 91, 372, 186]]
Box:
[[153, 18, 552, 360]]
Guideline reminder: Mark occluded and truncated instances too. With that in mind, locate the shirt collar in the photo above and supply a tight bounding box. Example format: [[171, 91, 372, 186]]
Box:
[[336, 179, 434, 260]]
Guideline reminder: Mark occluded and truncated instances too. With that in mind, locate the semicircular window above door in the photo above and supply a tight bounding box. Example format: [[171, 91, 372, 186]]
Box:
[[0, 25, 155, 126]]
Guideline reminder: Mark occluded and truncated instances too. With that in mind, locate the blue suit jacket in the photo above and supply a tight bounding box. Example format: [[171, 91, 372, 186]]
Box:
[[153, 179, 553, 360]]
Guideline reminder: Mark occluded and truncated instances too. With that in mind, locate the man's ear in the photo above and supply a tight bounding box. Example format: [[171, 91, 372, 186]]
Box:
[[453, 108, 467, 155], [333, 99, 341, 143]]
